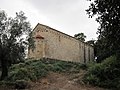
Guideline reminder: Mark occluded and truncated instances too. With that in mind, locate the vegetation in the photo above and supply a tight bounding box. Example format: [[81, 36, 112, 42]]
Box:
[[1, 0, 120, 89], [7, 58, 87, 82], [83, 0, 120, 89], [74, 33, 86, 42], [0, 10, 32, 80], [0, 58, 87, 89], [86, 0, 120, 62], [83, 56, 120, 89]]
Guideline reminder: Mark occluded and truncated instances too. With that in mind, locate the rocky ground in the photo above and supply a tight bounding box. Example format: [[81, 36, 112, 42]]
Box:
[[29, 71, 107, 90]]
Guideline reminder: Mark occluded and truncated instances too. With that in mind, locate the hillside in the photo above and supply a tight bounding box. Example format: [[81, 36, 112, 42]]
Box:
[[29, 72, 105, 90], [0, 58, 107, 90]]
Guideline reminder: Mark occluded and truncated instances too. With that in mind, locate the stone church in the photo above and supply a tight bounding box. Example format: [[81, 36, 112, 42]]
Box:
[[28, 23, 94, 63]]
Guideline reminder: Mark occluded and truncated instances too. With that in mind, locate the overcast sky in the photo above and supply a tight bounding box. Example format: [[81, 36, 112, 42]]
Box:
[[0, 0, 99, 41]]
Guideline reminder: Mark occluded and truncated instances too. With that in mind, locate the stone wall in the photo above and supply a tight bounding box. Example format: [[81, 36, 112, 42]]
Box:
[[28, 23, 94, 63]]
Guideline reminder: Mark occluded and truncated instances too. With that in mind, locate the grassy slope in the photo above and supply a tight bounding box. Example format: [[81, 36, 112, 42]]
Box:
[[7, 58, 87, 82], [0, 58, 110, 90]]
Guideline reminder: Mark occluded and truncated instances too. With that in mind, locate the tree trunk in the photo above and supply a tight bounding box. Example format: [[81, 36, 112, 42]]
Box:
[[0, 59, 8, 80]]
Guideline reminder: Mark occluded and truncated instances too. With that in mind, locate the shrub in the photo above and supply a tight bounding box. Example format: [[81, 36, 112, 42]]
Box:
[[8, 67, 32, 81], [75, 63, 88, 70], [83, 55, 120, 89], [7, 60, 48, 82], [6, 58, 87, 85], [52, 63, 63, 72], [1, 58, 90, 89], [15, 80, 29, 89]]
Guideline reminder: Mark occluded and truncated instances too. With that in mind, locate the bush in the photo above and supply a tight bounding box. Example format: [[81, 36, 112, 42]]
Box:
[[52, 64, 63, 72], [47, 60, 87, 73], [15, 80, 29, 89], [75, 63, 88, 70], [6, 58, 87, 87], [7, 60, 48, 82], [83, 55, 120, 89], [8, 68, 31, 81]]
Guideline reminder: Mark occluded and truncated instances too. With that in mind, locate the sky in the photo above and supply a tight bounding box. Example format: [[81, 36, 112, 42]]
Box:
[[0, 0, 99, 41]]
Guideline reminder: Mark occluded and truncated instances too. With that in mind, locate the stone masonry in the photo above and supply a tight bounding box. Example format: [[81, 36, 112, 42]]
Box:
[[28, 23, 94, 63]]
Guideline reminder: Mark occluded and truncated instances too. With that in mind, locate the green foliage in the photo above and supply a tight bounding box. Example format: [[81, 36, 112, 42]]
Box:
[[87, 0, 120, 61], [0, 10, 32, 64], [83, 56, 120, 89], [30, 61, 48, 78], [0, 81, 15, 86], [39, 59, 88, 73], [74, 33, 86, 42], [15, 80, 29, 89], [6, 58, 87, 83], [76, 63, 88, 70], [0, 58, 89, 89], [8, 67, 33, 81], [7, 60, 48, 82], [0, 10, 32, 79]]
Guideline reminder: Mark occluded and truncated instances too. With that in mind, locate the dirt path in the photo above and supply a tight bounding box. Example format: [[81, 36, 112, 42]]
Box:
[[29, 72, 106, 90]]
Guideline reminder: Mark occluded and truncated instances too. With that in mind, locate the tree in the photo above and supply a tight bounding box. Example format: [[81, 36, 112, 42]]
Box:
[[74, 33, 86, 42], [86, 0, 120, 61], [0, 10, 32, 80]]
